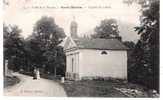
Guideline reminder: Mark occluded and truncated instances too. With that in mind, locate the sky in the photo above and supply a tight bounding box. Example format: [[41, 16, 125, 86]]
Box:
[[3, 0, 141, 41]]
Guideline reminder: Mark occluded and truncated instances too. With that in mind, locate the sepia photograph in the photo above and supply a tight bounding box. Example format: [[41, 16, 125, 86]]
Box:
[[3, 0, 160, 98]]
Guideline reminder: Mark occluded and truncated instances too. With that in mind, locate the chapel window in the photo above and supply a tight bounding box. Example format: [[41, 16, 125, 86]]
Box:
[[101, 51, 107, 55]]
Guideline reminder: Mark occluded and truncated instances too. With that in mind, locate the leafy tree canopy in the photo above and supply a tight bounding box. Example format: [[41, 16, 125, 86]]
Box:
[[92, 19, 121, 39], [33, 16, 66, 41], [27, 16, 66, 75], [123, 41, 135, 50], [3, 24, 26, 71], [4, 24, 24, 60], [125, 0, 160, 92]]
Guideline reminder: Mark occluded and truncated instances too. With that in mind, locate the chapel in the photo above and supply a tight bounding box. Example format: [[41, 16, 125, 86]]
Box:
[[63, 18, 128, 80]]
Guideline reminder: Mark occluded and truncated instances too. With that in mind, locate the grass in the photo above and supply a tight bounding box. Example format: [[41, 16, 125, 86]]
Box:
[[62, 80, 129, 97], [61, 79, 150, 97], [4, 76, 20, 88]]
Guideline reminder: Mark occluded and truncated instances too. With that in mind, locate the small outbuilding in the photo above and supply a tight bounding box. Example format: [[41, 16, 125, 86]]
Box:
[[63, 19, 128, 80], [64, 37, 128, 80]]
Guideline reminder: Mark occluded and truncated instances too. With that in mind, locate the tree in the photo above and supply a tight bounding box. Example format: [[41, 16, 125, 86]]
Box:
[[55, 46, 66, 76], [137, 0, 159, 92], [128, 40, 144, 82], [123, 41, 135, 50], [3, 24, 25, 71], [123, 0, 153, 7], [123, 41, 136, 81], [30, 16, 66, 76], [124, 0, 160, 92], [92, 19, 121, 39], [33, 16, 66, 41]]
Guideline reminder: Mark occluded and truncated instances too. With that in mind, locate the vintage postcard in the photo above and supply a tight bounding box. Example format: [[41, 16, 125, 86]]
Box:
[[3, 0, 160, 97]]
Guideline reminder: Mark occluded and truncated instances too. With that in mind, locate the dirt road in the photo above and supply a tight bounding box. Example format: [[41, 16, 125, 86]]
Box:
[[4, 73, 67, 97]]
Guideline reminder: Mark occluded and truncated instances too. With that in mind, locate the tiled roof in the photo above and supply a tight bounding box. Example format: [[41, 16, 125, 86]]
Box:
[[73, 38, 128, 50]]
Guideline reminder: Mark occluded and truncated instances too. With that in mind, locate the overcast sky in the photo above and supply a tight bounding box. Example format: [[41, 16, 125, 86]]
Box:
[[4, 0, 141, 41]]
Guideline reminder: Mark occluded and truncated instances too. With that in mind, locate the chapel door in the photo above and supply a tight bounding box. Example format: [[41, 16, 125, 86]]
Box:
[[72, 58, 74, 72]]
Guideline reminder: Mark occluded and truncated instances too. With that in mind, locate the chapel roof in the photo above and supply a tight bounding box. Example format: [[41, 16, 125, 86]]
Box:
[[73, 38, 128, 50]]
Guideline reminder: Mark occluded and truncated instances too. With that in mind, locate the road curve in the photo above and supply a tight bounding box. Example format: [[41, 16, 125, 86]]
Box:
[[4, 73, 67, 97]]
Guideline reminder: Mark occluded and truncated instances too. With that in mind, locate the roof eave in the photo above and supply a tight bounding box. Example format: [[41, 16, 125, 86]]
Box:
[[78, 47, 129, 51]]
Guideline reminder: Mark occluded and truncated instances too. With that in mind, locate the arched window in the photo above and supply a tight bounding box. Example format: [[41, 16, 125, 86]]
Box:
[[101, 51, 107, 55]]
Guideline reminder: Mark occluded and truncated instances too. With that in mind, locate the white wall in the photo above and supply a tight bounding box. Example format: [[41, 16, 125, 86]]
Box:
[[66, 50, 80, 74], [79, 49, 127, 79]]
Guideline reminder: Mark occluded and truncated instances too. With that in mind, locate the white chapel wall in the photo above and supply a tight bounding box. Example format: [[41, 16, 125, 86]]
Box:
[[79, 49, 127, 79], [66, 50, 80, 74]]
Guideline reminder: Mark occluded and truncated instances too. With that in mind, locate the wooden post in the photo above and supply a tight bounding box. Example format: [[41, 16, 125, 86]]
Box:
[[61, 77, 64, 83]]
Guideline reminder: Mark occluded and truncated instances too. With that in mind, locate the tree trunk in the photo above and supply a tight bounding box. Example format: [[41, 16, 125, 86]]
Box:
[[54, 67, 56, 77]]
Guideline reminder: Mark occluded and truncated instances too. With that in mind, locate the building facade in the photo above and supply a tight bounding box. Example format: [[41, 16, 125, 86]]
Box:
[[63, 19, 128, 80]]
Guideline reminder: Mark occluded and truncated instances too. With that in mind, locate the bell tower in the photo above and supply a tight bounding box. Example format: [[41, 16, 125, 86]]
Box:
[[70, 17, 78, 38]]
